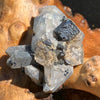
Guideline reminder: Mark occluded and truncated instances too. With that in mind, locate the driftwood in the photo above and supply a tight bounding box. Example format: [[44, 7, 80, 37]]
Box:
[[0, 0, 100, 99]]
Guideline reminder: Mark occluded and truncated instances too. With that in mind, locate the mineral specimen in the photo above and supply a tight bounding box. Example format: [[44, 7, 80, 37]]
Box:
[[6, 6, 84, 93]]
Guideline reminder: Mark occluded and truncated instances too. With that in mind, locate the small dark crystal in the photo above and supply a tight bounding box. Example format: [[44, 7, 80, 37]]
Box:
[[57, 44, 64, 50], [57, 51, 65, 60], [25, 45, 32, 53], [9, 60, 14, 66], [43, 39, 52, 46], [64, 69, 69, 76]]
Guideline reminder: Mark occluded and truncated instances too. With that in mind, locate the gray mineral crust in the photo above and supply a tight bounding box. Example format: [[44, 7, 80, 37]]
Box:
[[5, 6, 84, 93]]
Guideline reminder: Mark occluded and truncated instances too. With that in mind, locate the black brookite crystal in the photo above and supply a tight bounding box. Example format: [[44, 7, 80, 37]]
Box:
[[54, 19, 80, 41]]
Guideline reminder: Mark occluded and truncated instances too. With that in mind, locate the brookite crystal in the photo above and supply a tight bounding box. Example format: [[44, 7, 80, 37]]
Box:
[[6, 6, 84, 93]]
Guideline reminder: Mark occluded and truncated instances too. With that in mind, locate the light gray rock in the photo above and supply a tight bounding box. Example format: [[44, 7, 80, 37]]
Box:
[[7, 51, 32, 69], [43, 64, 73, 93], [6, 45, 31, 56], [25, 65, 43, 85]]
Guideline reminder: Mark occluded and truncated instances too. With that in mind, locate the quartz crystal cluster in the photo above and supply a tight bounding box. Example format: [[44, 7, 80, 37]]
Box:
[[6, 6, 84, 93]]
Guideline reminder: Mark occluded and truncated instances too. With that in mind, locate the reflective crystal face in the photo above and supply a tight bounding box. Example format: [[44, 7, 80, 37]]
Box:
[[54, 19, 80, 41]]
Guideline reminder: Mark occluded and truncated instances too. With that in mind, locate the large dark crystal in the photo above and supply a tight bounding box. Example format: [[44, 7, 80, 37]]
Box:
[[54, 19, 80, 41]]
